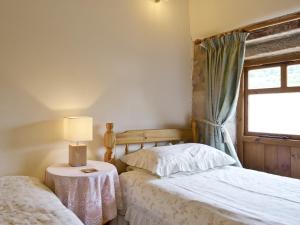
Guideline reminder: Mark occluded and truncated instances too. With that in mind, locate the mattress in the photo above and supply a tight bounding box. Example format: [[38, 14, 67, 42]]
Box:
[[119, 166, 300, 225], [0, 176, 83, 225]]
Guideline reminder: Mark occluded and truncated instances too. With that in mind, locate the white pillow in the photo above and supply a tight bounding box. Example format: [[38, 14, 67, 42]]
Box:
[[120, 143, 235, 177]]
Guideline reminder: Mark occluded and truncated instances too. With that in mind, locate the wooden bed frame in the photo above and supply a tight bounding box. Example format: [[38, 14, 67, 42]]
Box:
[[103, 120, 199, 163]]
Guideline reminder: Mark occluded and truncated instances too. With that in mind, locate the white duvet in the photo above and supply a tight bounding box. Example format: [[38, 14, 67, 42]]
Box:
[[0, 176, 83, 225], [119, 166, 300, 225]]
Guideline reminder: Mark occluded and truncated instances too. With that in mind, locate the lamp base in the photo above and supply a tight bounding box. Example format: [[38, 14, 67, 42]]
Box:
[[69, 145, 87, 167]]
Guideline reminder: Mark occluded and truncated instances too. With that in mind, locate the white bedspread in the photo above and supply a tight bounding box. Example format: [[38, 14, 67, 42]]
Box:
[[0, 176, 83, 225], [119, 166, 300, 225]]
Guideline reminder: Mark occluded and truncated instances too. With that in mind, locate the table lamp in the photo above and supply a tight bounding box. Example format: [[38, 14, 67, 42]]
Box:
[[64, 116, 93, 167]]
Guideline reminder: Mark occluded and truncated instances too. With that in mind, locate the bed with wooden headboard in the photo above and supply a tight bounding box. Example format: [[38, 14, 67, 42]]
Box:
[[102, 120, 300, 225], [103, 120, 199, 163]]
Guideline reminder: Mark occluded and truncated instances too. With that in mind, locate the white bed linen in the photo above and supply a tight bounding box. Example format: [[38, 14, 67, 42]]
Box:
[[0, 176, 83, 225], [119, 166, 300, 225], [121, 143, 235, 177]]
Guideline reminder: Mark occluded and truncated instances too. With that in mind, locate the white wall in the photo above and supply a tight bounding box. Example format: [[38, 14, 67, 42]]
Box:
[[0, 0, 192, 179], [189, 0, 300, 39]]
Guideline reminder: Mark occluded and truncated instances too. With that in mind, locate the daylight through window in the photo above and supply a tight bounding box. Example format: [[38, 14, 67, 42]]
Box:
[[245, 62, 300, 138]]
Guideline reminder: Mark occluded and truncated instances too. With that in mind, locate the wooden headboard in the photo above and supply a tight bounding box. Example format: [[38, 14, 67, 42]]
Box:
[[103, 120, 199, 163]]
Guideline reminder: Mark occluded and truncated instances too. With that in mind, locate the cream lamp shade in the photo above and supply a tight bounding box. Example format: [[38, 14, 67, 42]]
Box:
[[64, 117, 93, 142]]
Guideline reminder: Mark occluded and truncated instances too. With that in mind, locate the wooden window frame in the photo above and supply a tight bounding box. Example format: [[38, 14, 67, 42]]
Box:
[[244, 60, 300, 140]]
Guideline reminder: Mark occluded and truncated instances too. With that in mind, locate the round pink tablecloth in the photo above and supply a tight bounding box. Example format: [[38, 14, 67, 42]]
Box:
[[45, 160, 122, 225]]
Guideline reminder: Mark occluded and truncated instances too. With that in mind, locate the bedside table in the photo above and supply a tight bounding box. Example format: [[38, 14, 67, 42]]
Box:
[[45, 160, 122, 225]]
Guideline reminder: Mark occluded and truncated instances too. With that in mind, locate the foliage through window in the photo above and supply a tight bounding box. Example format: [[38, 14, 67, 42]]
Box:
[[245, 62, 300, 138]]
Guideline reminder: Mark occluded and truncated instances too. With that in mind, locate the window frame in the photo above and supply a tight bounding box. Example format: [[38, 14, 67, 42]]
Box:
[[244, 60, 300, 140]]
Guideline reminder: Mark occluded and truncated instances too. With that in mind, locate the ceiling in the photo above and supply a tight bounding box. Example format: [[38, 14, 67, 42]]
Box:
[[189, 0, 300, 40]]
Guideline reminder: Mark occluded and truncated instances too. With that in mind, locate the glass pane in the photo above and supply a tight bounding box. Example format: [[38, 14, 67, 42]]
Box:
[[248, 67, 281, 89], [248, 93, 300, 135], [287, 64, 300, 87]]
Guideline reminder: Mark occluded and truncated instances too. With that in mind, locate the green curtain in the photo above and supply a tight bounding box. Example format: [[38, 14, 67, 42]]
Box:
[[200, 32, 248, 167]]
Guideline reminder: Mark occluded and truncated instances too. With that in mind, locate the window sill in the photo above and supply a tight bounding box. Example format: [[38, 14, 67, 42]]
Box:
[[243, 135, 300, 147]]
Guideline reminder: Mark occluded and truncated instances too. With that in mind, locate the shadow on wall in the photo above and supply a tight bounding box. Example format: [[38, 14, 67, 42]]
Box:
[[88, 124, 104, 160], [2, 119, 66, 178], [3, 118, 103, 178], [7, 118, 103, 154], [7, 119, 64, 150]]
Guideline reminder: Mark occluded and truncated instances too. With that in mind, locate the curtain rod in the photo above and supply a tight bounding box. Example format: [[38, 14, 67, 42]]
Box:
[[194, 11, 300, 45]]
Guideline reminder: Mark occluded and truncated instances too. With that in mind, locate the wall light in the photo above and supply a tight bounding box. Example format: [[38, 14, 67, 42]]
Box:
[[154, 0, 168, 3]]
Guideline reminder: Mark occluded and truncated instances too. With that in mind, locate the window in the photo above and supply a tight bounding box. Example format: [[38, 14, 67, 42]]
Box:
[[248, 66, 281, 89], [245, 62, 300, 138], [287, 64, 300, 87]]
